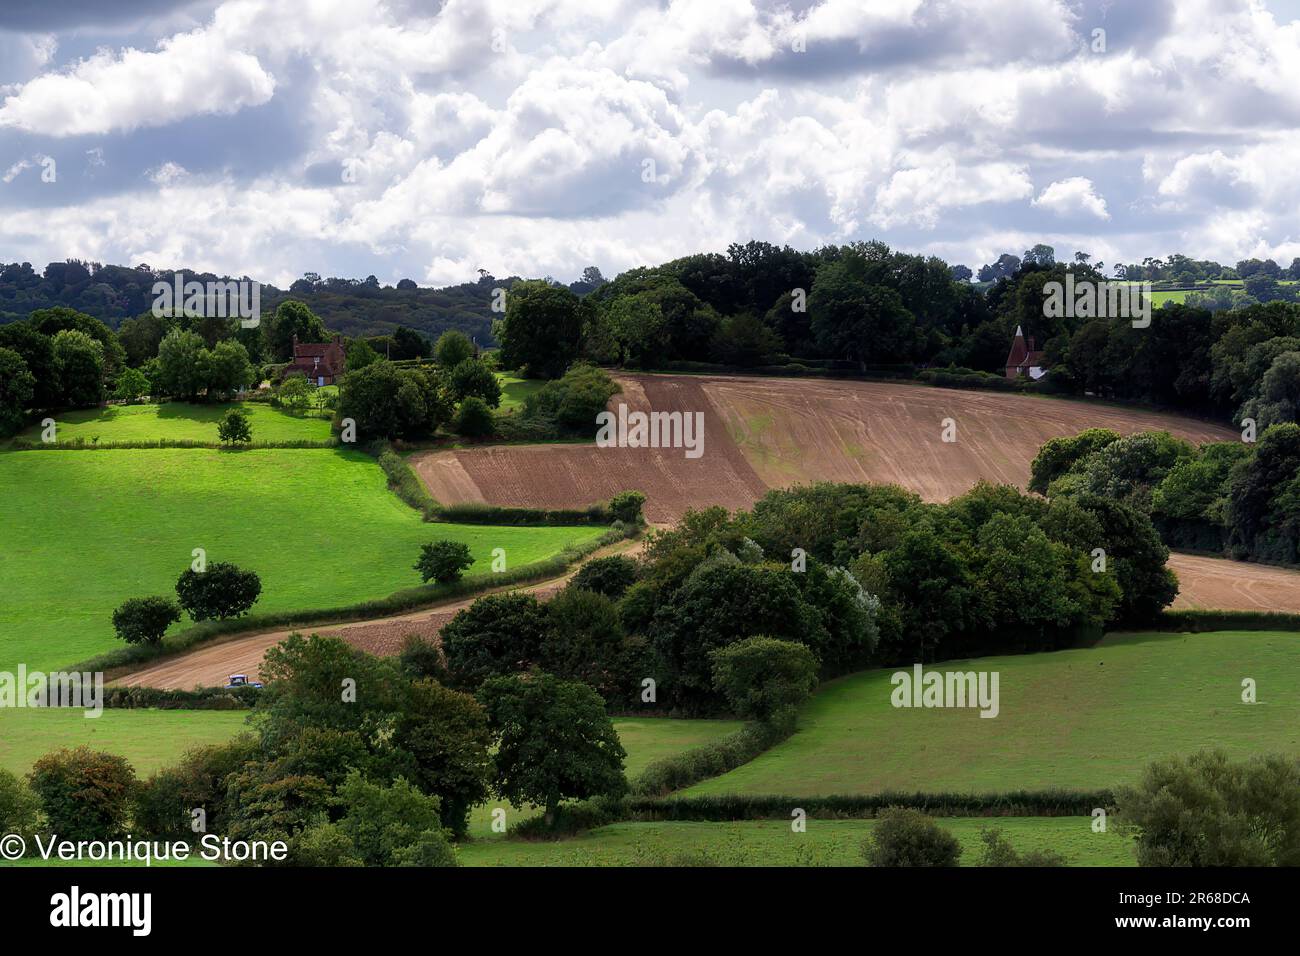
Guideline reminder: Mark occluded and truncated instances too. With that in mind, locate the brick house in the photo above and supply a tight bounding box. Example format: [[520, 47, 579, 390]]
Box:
[[1004, 326, 1048, 380], [287, 334, 346, 386]]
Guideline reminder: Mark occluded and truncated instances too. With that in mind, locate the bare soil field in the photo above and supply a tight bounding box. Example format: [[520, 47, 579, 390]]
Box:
[[415, 373, 1236, 516], [1167, 553, 1300, 614], [413, 376, 768, 524]]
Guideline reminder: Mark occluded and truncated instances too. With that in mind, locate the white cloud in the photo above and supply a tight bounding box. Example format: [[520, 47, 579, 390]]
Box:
[[1032, 177, 1111, 220], [3, 0, 1300, 282], [0, 26, 275, 136]]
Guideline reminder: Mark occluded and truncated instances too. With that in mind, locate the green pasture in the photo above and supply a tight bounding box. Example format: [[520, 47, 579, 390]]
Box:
[[0, 448, 606, 671], [685, 631, 1300, 797], [495, 372, 545, 413], [457, 817, 1136, 867], [0, 707, 249, 777], [12, 401, 331, 444]]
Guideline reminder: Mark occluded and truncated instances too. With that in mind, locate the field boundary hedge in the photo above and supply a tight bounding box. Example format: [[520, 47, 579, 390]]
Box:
[[102, 684, 261, 710], [510, 787, 1113, 837], [622, 790, 1114, 821], [9, 438, 340, 450], [629, 712, 797, 798], [85, 525, 634, 680], [1152, 609, 1300, 632]]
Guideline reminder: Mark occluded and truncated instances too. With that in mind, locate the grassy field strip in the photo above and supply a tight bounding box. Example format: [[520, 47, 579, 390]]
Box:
[[0, 708, 251, 777], [13, 402, 332, 444], [456, 818, 1136, 867], [1, 448, 608, 672], [685, 631, 1300, 796]]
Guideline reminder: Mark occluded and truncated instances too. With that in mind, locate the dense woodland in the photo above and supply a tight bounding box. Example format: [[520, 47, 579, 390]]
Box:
[[6, 239, 1300, 454]]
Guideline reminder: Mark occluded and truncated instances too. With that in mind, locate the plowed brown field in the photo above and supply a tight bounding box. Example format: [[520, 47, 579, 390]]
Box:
[[412, 375, 769, 524], [414, 373, 1235, 515]]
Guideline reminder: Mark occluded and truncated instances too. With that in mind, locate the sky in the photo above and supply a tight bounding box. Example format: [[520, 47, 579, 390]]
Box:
[[1, 0, 1300, 288]]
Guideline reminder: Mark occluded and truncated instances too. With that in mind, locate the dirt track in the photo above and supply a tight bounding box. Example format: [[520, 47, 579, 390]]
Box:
[[120, 541, 637, 690]]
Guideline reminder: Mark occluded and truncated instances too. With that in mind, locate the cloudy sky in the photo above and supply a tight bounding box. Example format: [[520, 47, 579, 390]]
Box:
[[2, 0, 1300, 288]]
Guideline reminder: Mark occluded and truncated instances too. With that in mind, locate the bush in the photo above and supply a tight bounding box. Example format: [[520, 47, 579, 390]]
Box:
[[399, 634, 450, 682], [710, 637, 819, 721], [0, 768, 41, 843], [453, 396, 495, 437], [414, 540, 474, 584], [1116, 750, 1300, 866], [570, 555, 639, 599], [335, 773, 458, 867], [861, 808, 962, 867], [111, 596, 182, 645], [29, 747, 137, 842], [217, 407, 252, 444], [523, 362, 620, 433], [631, 712, 796, 797], [608, 490, 647, 524], [448, 358, 502, 407], [975, 827, 1066, 867], [175, 561, 262, 621], [434, 330, 475, 369]]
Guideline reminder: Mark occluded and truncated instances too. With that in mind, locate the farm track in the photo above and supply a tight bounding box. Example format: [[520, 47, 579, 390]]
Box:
[[116, 538, 640, 690]]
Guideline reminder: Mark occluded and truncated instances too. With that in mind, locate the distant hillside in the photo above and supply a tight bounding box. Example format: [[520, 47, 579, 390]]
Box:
[[0, 260, 559, 345]]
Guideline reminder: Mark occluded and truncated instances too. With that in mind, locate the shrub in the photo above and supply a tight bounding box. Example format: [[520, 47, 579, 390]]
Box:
[[276, 373, 312, 410], [523, 362, 620, 433], [710, 637, 819, 721], [608, 490, 647, 524], [861, 808, 962, 867], [335, 773, 458, 867], [217, 407, 252, 444], [111, 596, 182, 645], [398, 635, 450, 682], [453, 396, 495, 437], [975, 827, 1067, 867], [175, 561, 262, 621], [434, 330, 475, 369], [570, 555, 639, 599], [134, 736, 259, 842], [414, 540, 474, 584], [1116, 750, 1300, 866], [448, 358, 502, 407], [292, 819, 364, 867], [0, 768, 41, 843], [29, 747, 137, 842]]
